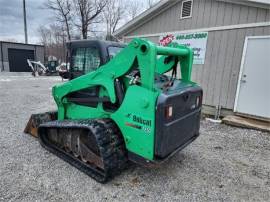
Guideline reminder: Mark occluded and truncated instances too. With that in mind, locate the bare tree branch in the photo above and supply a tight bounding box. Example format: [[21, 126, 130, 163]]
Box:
[[38, 24, 67, 62], [128, 0, 143, 20], [45, 0, 72, 40], [103, 0, 125, 40], [73, 0, 108, 39]]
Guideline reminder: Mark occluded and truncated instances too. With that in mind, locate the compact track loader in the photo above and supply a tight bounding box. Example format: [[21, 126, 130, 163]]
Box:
[[24, 38, 202, 183]]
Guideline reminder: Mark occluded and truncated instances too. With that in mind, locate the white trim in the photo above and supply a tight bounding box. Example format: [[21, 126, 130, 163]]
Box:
[[247, 0, 270, 4], [233, 35, 270, 112], [239, 35, 270, 39], [217, 0, 270, 9], [180, 0, 193, 19], [123, 21, 270, 39], [233, 36, 249, 112]]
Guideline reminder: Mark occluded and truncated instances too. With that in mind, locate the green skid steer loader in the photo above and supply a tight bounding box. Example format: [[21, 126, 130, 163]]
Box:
[[24, 38, 203, 183]]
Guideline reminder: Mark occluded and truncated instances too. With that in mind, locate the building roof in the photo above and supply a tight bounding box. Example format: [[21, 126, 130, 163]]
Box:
[[114, 0, 270, 37], [0, 41, 44, 47]]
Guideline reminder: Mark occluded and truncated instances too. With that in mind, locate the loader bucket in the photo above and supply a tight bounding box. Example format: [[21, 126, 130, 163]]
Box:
[[24, 111, 57, 138]]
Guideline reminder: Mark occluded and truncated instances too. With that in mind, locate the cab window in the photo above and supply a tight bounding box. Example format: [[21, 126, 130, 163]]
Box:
[[72, 47, 101, 73], [108, 46, 123, 60]]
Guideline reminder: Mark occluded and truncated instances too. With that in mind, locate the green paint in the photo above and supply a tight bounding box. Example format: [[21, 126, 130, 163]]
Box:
[[52, 38, 194, 160]]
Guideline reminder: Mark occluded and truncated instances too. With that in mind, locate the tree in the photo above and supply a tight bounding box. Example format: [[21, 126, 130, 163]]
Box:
[[38, 26, 51, 46], [73, 0, 108, 39], [126, 0, 159, 21], [128, 0, 143, 20], [103, 0, 125, 40], [45, 0, 72, 41], [146, 0, 159, 8], [38, 24, 67, 62]]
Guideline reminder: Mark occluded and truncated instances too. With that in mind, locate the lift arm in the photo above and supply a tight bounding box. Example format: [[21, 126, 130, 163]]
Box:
[[155, 43, 193, 81], [52, 38, 194, 120]]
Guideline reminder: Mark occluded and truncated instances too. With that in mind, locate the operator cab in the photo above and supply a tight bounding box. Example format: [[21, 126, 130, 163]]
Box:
[[65, 40, 126, 110], [67, 40, 126, 79]]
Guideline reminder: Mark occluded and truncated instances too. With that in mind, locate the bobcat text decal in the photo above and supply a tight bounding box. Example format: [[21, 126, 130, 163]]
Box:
[[125, 114, 151, 133]]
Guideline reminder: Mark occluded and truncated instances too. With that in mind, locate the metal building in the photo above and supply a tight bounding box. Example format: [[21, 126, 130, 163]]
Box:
[[114, 0, 270, 119], [0, 41, 44, 72]]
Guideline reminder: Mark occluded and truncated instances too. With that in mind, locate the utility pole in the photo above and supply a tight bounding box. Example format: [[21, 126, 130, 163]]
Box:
[[23, 0, 28, 44]]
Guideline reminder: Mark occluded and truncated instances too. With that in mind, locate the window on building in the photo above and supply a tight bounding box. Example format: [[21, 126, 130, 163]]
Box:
[[181, 0, 193, 19]]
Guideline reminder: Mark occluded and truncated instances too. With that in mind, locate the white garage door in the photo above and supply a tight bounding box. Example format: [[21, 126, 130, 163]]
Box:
[[234, 36, 270, 119]]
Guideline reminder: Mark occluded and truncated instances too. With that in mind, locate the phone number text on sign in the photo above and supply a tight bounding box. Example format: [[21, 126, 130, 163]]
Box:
[[159, 32, 208, 65]]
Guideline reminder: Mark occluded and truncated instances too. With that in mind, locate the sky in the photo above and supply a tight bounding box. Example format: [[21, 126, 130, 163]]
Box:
[[0, 0, 51, 44], [0, 0, 156, 44]]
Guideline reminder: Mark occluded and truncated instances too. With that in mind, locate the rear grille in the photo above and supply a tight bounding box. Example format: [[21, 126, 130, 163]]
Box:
[[164, 89, 202, 123], [155, 86, 202, 158]]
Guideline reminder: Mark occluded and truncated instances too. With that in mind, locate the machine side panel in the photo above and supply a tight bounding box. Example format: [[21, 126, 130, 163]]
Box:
[[111, 85, 159, 160]]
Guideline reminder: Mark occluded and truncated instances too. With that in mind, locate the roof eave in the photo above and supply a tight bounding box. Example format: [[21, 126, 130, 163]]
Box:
[[114, 0, 270, 37], [114, 0, 171, 36]]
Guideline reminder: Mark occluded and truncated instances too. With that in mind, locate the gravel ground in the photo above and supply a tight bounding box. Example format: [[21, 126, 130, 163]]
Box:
[[0, 73, 269, 202]]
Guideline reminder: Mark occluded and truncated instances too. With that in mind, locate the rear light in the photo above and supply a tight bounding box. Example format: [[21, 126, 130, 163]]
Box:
[[196, 95, 202, 107], [196, 96, 200, 107], [165, 105, 173, 118]]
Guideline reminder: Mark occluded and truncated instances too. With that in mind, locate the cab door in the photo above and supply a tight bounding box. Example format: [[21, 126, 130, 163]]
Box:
[[67, 46, 102, 107]]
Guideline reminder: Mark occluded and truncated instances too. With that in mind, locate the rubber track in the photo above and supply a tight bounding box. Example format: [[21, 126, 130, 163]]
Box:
[[38, 119, 128, 183]]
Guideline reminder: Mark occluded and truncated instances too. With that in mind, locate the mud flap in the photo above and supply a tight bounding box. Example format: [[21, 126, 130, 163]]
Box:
[[24, 111, 57, 138]]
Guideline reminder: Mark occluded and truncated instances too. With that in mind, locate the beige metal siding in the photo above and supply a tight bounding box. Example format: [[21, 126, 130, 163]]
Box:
[[124, 0, 270, 37], [122, 0, 270, 110], [124, 27, 270, 110]]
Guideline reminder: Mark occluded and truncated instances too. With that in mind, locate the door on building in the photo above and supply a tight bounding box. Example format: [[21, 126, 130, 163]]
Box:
[[234, 36, 270, 119], [8, 48, 34, 72]]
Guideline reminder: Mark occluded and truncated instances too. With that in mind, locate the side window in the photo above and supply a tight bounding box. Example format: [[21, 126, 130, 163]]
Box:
[[108, 46, 123, 60], [71, 47, 101, 73], [72, 48, 85, 71]]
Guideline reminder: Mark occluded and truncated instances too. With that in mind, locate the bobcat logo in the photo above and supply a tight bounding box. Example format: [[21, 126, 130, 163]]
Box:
[[125, 114, 151, 127]]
